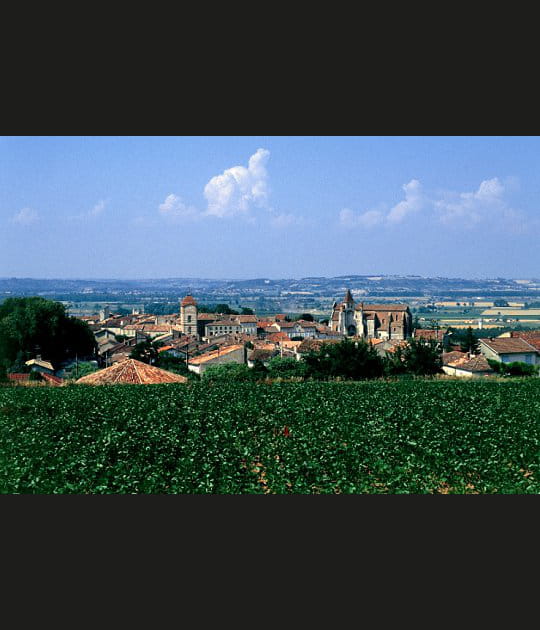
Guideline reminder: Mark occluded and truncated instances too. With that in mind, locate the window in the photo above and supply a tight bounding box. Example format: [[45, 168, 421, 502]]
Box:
[[525, 355, 533, 364], [187, 315, 192, 322]]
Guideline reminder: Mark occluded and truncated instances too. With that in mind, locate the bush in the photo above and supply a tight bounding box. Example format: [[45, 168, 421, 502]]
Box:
[[487, 359, 538, 377], [202, 363, 254, 382], [266, 356, 307, 379]]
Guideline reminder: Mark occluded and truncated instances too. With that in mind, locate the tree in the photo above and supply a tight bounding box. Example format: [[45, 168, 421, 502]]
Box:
[[298, 313, 314, 322], [0, 297, 96, 370], [400, 338, 442, 376], [240, 307, 254, 315], [202, 363, 253, 382], [266, 356, 307, 378], [129, 340, 163, 364], [304, 338, 384, 380], [460, 327, 480, 354]]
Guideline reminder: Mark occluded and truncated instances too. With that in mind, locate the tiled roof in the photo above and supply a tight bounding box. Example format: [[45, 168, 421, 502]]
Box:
[[297, 338, 341, 354], [188, 344, 244, 365], [480, 337, 539, 355], [41, 373, 64, 386], [297, 320, 317, 328], [7, 373, 30, 382], [266, 332, 290, 342], [442, 351, 468, 365], [445, 355, 494, 373], [181, 295, 197, 306], [358, 304, 409, 312], [76, 359, 188, 385], [509, 331, 540, 351], [197, 313, 219, 320]]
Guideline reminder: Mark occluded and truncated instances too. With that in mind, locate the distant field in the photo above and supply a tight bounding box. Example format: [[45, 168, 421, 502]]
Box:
[[1, 380, 539, 494]]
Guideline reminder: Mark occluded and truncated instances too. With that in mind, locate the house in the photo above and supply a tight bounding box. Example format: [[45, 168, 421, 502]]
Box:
[[25, 357, 55, 375], [442, 354, 495, 378], [187, 344, 245, 375], [330, 290, 412, 340], [498, 331, 540, 352], [76, 358, 188, 385], [247, 348, 278, 367], [478, 337, 540, 366]]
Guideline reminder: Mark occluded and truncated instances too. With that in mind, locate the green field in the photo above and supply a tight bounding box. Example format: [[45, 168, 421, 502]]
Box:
[[1, 380, 539, 493]]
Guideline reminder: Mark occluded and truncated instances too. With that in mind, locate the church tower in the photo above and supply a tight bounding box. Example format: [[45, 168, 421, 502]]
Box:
[[330, 289, 357, 336], [180, 295, 198, 336]]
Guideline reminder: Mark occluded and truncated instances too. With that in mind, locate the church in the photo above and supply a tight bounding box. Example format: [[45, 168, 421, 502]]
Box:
[[330, 289, 412, 340]]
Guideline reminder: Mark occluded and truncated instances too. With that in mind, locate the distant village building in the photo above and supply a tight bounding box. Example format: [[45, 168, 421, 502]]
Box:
[[329, 290, 412, 340], [187, 344, 245, 375], [25, 356, 55, 375], [478, 337, 540, 366], [179, 295, 198, 336]]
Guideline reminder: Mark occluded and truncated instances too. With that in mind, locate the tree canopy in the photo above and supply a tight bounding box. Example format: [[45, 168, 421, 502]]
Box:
[[0, 297, 96, 370]]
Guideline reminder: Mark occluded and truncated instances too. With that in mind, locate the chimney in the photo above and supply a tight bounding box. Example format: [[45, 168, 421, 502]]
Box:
[[36, 354, 42, 360]]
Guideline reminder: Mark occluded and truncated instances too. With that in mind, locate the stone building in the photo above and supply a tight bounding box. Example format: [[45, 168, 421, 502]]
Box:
[[330, 289, 412, 340], [179, 295, 198, 337]]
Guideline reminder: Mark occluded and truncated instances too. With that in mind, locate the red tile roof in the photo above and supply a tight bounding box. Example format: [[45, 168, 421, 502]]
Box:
[[188, 344, 244, 366], [76, 359, 188, 385], [480, 337, 539, 355], [181, 295, 197, 306]]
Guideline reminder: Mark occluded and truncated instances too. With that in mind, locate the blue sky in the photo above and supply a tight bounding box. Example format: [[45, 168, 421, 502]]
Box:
[[1, 136, 539, 279]]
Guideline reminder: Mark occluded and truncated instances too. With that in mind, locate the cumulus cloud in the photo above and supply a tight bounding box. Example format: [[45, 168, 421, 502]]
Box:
[[11, 207, 38, 225], [158, 194, 198, 221], [387, 179, 425, 223], [204, 148, 270, 218], [435, 177, 510, 226], [339, 177, 529, 233]]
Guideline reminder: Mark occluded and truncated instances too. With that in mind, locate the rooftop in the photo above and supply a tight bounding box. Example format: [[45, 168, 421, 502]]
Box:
[[76, 359, 188, 385]]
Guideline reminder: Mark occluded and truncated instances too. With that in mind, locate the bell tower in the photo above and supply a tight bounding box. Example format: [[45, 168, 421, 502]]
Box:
[[180, 294, 198, 337]]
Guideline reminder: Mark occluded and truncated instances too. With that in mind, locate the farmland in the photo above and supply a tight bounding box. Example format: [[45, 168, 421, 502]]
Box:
[[1, 380, 539, 494]]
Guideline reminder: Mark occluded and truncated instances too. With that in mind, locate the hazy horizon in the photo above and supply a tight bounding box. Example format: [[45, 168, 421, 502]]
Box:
[[2, 136, 540, 278]]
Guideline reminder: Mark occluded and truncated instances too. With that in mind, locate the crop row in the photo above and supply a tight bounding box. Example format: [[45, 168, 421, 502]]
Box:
[[1, 380, 539, 493]]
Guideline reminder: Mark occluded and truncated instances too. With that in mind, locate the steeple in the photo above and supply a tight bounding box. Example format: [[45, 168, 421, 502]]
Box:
[[343, 289, 354, 304]]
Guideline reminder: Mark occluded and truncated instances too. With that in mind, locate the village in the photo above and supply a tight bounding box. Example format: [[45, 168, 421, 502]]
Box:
[[6, 289, 540, 386]]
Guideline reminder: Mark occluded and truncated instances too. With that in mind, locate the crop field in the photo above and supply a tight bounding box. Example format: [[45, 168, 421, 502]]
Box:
[[1, 380, 539, 493]]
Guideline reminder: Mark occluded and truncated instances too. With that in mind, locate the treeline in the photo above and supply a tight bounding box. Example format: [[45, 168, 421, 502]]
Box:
[[203, 338, 443, 383]]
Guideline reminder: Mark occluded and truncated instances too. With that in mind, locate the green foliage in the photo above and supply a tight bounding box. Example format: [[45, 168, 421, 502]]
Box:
[[72, 362, 99, 379], [304, 339, 384, 380], [298, 313, 314, 322], [240, 307, 254, 315], [266, 356, 307, 378], [28, 371, 43, 381], [1, 380, 540, 493], [460, 327, 480, 354], [129, 340, 162, 364], [397, 338, 442, 376], [0, 297, 96, 369], [202, 363, 254, 382], [0, 363, 8, 383], [487, 359, 538, 377]]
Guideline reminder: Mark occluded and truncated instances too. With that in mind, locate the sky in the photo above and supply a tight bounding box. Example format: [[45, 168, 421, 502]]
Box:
[[1, 136, 539, 279]]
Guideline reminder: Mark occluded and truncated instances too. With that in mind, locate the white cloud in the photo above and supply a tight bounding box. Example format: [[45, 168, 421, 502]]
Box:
[[339, 177, 530, 233], [88, 199, 106, 217], [158, 194, 198, 221], [11, 207, 38, 225], [435, 177, 510, 227], [387, 179, 425, 224], [204, 148, 270, 218]]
